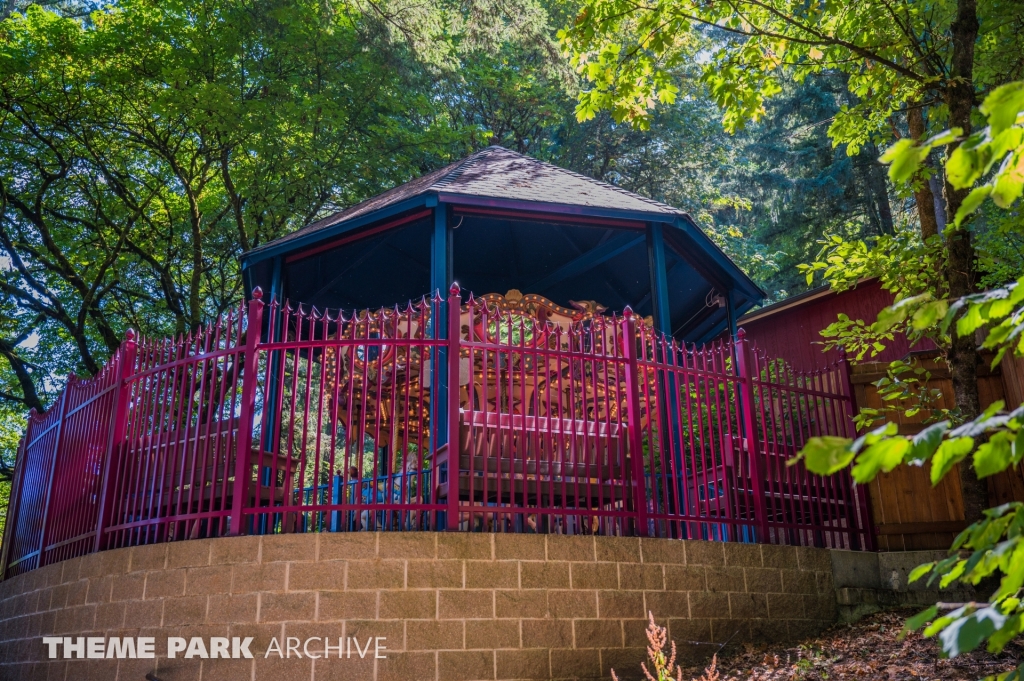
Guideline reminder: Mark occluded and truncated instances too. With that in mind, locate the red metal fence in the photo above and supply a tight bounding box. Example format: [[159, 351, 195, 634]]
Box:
[[0, 286, 874, 579]]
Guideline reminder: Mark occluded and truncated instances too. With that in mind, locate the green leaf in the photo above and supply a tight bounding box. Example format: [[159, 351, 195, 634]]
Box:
[[792, 436, 854, 474], [974, 432, 1014, 478], [908, 562, 935, 584], [904, 604, 938, 634], [938, 607, 1006, 657], [852, 436, 911, 483], [954, 186, 994, 226], [931, 437, 976, 485]]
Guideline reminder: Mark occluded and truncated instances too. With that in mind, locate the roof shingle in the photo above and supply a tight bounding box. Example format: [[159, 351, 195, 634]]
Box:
[[251, 146, 683, 253]]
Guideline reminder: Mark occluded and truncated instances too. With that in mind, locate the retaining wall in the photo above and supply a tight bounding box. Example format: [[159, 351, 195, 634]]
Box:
[[0, 534, 836, 681]]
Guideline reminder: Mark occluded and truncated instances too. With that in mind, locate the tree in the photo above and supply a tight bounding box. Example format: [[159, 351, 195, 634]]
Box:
[[561, 0, 1024, 520], [797, 81, 1024, 676]]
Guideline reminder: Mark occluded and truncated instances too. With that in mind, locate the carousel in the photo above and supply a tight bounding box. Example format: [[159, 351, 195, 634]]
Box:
[[240, 146, 767, 534]]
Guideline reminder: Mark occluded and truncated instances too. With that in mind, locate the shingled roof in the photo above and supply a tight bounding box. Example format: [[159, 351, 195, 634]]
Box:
[[252, 145, 684, 252]]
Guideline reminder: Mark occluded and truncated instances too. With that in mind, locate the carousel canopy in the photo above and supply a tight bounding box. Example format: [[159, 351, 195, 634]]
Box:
[[241, 146, 764, 342]]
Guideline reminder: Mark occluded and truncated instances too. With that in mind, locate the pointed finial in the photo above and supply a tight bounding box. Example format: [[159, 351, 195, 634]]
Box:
[[125, 328, 136, 342], [622, 305, 634, 319], [449, 282, 460, 296], [736, 327, 746, 340], [252, 286, 263, 300]]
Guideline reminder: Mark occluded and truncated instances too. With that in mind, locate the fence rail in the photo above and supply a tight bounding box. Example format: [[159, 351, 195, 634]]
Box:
[[1, 286, 873, 579]]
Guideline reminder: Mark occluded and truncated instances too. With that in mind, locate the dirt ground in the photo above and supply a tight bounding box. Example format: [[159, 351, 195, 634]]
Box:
[[679, 611, 1023, 681]]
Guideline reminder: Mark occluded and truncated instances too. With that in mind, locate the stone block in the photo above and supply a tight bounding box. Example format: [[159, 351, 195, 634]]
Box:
[[162, 595, 207, 626], [574, 620, 622, 648], [345, 619, 405, 650], [495, 591, 548, 619], [466, 619, 520, 650], [206, 593, 258, 624], [378, 533, 437, 560], [439, 590, 493, 619], [522, 619, 573, 649], [210, 536, 260, 565], [347, 560, 405, 590], [551, 648, 601, 679], [124, 600, 162, 628], [144, 570, 186, 599], [644, 590, 689, 619], [379, 590, 437, 620], [497, 649, 549, 680], [318, 591, 377, 621], [704, 566, 745, 593], [408, 619, 465, 651], [110, 572, 146, 602], [571, 563, 618, 590], [231, 563, 286, 594], [261, 535, 316, 563], [521, 562, 570, 589], [93, 601, 125, 630], [795, 547, 832, 572], [745, 567, 782, 593], [165, 539, 212, 569], [688, 592, 729, 619], [259, 592, 315, 622], [494, 534, 546, 561], [379, 652, 437, 681], [128, 544, 168, 572], [467, 561, 518, 589], [781, 570, 817, 595], [288, 561, 344, 592], [598, 591, 645, 619], [318, 533, 377, 561], [184, 565, 232, 595], [438, 650, 495, 681], [600, 648, 647, 681], [548, 590, 597, 619], [684, 541, 725, 567], [724, 543, 762, 568], [729, 592, 768, 619], [85, 576, 112, 604], [595, 537, 641, 563], [408, 560, 463, 589], [438, 533, 493, 560], [547, 536, 595, 562], [760, 544, 798, 570], [618, 564, 664, 591], [766, 593, 803, 619], [639, 539, 687, 565]]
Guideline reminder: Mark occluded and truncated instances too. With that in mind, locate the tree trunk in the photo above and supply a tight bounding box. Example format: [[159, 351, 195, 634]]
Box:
[[944, 0, 987, 523], [907, 106, 940, 240]]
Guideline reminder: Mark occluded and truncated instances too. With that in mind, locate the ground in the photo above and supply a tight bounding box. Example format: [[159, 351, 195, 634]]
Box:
[[679, 611, 1023, 681]]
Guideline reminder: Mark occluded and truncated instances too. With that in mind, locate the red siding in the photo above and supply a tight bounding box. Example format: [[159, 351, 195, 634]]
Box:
[[738, 280, 938, 370]]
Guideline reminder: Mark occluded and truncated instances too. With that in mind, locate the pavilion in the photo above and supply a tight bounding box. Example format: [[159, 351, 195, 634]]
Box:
[[241, 146, 764, 342]]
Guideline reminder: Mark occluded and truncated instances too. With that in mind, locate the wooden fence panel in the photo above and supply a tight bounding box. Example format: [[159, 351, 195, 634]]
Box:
[[853, 353, 1024, 550]]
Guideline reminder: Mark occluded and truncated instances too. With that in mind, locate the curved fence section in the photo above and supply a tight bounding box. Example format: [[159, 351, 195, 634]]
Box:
[[1, 287, 873, 579]]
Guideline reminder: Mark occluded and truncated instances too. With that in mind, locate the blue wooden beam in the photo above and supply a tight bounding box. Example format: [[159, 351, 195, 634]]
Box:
[[241, 195, 436, 267], [430, 205, 451, 448], [647, 223, 672, 336], [526, 232, 644, 294]]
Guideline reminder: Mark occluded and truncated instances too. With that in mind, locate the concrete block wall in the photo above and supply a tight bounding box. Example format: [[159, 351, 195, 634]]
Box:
[[0, 534, 836, 681]]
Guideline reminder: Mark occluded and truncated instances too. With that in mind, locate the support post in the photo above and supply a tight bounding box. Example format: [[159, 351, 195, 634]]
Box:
[[37, 385, 72, 568], [726, 291, 739, 339], [621, 308, 649, 537], [838, 349, 877, 551], [230, 288, 265, 536], [646, 223, 672, 335], [93, 330, 139, 553], [735, 328, 770, 543], [262, 257, 283, 454], [445, 283, 462, 530]]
